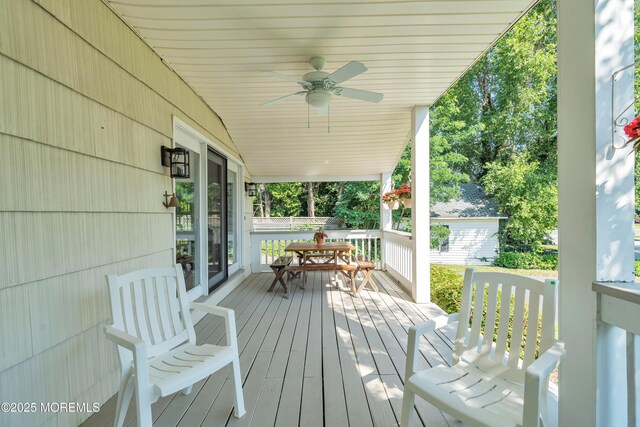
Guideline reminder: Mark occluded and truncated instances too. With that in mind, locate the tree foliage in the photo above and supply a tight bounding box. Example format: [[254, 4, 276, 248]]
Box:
[[483, 155, 557, 251], [333, 182, 381, 229]]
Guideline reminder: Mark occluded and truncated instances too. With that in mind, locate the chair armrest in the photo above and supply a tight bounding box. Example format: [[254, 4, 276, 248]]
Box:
[[190, 303, 238, 349], [104, 325, 145, 352], [522, 342, 565, 427], [409, 314, 455, 336], [405, 314, 455, 381], [190, 302, 234, 321]]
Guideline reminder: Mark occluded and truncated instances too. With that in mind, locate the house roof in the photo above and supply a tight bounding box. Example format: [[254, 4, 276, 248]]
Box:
[[430, 183, 505, 219], [106, 0, 537, 181]]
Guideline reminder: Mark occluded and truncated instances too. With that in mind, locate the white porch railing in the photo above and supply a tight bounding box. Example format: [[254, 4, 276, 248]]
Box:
[[250, 230, 384, 273], [592, 281, 640, 425], [250, 229, 415, 292], [381, 230, 413, 291]]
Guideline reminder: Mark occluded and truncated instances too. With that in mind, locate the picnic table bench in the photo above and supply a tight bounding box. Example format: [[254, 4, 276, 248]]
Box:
[[268, 256, 293, 298], [354, 256, 378, 293]]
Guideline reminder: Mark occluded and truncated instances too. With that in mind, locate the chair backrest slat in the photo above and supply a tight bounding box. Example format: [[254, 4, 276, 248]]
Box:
[[454, 269, 558, 380], [131, 279, 151, 344], [492, 283, 513, 364], [467, 281, 485, 351], [523, 291, 541, 367], [121, 285, 137, 337], [107, 265, 194, 362], [540, 279, 557, 353], [507, 285, 527, 368], [166, 276, 185, 335], [481, 282, 500, 355], [155, 276, 176, 341], [143, 277, 163, 344], [454, 269, 475, 364]]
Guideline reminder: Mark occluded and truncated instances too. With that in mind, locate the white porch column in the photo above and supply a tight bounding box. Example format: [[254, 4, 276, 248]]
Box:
[[411, 106, 430, 303], [380, 172, 393, 231], [380, 172, 393, 270], [558, 0, 635, 426]]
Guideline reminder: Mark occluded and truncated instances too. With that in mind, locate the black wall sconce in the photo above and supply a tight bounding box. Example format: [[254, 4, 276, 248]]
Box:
[[161, 146, 190, 178], [163, 191, 180, 208], [244, 182, 257, 197]]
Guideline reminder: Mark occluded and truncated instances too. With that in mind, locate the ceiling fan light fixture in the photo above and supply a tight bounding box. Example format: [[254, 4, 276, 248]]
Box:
[[305, 90, 332, 108]]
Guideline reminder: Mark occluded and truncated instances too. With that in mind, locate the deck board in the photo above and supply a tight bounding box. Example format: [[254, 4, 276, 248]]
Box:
[[82, 271, 454, 427]]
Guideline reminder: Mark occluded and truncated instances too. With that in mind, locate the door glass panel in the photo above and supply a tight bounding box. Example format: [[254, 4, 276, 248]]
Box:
[[207, 150, 227, 290], [227, 169, 238, 271], [175, 148, 199, 292]]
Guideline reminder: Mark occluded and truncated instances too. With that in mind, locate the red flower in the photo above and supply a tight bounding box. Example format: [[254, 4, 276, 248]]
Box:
[[624, 117, 640, 139]]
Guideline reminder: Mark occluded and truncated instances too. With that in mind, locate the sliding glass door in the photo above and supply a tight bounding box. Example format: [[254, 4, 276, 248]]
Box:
[[207, 149, 227, 290]]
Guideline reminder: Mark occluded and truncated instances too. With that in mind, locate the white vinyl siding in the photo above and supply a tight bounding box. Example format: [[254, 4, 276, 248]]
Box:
[[0, 1, 240, 426], [430, 219, 500, 265]]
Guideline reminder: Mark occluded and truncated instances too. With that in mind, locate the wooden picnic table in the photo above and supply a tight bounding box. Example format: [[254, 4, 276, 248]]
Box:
[[284, 241, 358, 292], [284, 241, 355, 266]]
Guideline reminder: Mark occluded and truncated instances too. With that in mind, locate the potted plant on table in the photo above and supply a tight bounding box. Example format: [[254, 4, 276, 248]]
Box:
[[314, 226, 328, 245]]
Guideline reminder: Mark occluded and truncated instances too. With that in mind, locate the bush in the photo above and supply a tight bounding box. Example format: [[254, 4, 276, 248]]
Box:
[[635, 260, 640, 277], [430, 265, 464, 314], [492, 251, 558, 270]]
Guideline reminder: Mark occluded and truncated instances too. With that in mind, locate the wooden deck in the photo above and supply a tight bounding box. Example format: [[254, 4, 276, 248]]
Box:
[[83, 271, 461, 427]]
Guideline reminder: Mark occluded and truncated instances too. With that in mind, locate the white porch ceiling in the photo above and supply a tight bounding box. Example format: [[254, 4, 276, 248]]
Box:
[[108, 0, 537, 181]]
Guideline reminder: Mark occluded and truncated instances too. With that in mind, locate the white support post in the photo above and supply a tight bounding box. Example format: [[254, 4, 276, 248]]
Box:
[[380, 172, 393, 270], [380, 172, 393, 231], [411, 106, 430, 303], [558, 0, 635, 426]]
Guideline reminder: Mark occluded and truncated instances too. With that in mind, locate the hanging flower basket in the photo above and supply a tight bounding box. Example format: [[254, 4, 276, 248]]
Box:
[[385, 200, 400, 210], [382, 191, 400, 209], [624, 117, 640, 151], [401, 198, 411, 209]]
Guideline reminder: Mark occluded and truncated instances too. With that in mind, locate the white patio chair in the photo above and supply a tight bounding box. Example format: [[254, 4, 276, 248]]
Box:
[[104, 264, 245, 427], [401, 269, 565, 427]]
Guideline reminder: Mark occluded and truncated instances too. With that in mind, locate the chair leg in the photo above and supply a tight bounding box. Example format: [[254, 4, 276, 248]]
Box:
[[181, 385, 193, 395], [231, 358, 246, 418], [114, 374, 133, 427], [400, 388, 416, 427], [134, 381, 152, 427]]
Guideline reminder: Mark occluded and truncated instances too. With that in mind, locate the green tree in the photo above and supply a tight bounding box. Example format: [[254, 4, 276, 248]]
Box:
[[445, 0, 557, 180], [264, 182, 304, 217], [483, 154, 557, 251], [333, 181, 381, 229]]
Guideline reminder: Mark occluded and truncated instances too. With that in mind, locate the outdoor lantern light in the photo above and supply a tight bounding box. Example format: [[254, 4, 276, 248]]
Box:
[[162, 191, 180, 208], [161, 146, 190, 178], [244, 182, 257, 197]]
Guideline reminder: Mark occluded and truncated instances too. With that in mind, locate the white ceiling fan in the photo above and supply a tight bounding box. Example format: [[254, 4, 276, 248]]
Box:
[[262, 57, 384, 115]]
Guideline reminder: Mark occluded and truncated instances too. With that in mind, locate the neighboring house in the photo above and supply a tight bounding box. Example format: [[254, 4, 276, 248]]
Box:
[[430, 183, 506, 265]]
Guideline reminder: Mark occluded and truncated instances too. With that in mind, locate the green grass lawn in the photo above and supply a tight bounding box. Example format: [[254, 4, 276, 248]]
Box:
[[444, 264, 558, 278]]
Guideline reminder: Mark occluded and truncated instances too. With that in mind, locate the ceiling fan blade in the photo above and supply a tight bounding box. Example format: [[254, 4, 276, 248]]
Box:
[[326, 61, 367, 85], [316, 106, 329, 116], [335, 87, 384, 103], [262, 70, 307, 85], [262, 91, 306, 107]]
